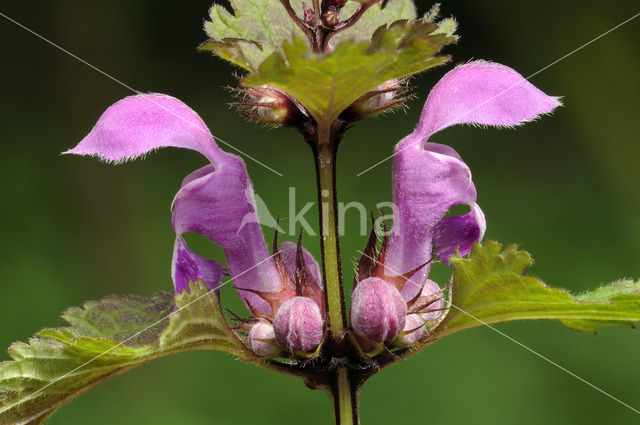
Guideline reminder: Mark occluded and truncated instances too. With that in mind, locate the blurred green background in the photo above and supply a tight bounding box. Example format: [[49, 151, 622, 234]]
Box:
[[1, 1, 639, 424]]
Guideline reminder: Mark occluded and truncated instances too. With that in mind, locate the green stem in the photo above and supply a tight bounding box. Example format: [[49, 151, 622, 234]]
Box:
[[313, 124, 358, 425], [315, 139, 345, 334], [334, 367, 359, 425]]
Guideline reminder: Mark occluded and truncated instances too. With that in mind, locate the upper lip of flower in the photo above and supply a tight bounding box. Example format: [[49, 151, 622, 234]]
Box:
[[386, 60, 561, 301], [64, 92, 324, 323], [351, 60, 561, 345]]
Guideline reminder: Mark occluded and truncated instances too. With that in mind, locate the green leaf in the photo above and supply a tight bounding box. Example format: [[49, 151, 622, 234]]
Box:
[[243, 18, 456, 125], [331, 0, 417, 46], [0, 282, 254, 424], [200, 0, 418, 71], [435, 241, 640, 338], [201, 0, 306, 71], [60, 292, 174, 345]]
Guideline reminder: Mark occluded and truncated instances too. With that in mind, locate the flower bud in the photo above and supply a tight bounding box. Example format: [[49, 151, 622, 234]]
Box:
[[232, 85, 308, 127], [362, 80, 398, 111], [397, 313, 426, 346], [248, 320, 282, 357], [322, 6, 340, 28], [273, 296, 324, 354], [412, 279, 445, 322], [302, 3, 317, 27], [254, 87, 295, 122], [350, 277, 407, 343], [341, 79, 406, 122]]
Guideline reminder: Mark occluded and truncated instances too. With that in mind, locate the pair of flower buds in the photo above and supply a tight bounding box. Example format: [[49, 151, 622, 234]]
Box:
[[67, 61, 559, 358]]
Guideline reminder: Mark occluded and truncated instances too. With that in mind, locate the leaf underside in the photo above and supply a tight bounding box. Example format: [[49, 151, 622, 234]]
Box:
[[201, 0, 455, 125], [0, 282, 254, 425], [200, 0, 418, 72], [243, 19, 456, 125], [434, 241, 640, 339]]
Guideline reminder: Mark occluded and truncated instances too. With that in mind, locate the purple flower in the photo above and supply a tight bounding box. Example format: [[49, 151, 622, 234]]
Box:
[[351, 61, 561, 347], [66, 60, 560, 356], [66, 94, 325, 355]]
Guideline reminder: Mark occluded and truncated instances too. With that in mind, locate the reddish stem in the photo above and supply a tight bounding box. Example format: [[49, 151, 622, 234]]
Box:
[[278, 0, 315, 45], [322, 0, 383, 49]]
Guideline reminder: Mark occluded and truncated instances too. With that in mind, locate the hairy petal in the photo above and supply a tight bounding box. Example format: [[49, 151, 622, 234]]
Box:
[[273, 297, 324, 353], [173, 164, 281, 316], [65, 94, 223, 163], [410, 60, 561, 142], [417, 279, 445, 322], [350, 277, 407, 343], [398, 313, 427, 346], [389, 143, 478, 300], [399, 280, 446, 346], [249, 320, 281, 357]]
